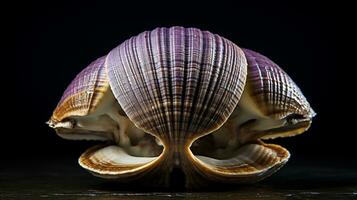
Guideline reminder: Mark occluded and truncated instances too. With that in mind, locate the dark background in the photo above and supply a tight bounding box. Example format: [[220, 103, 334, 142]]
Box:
[[8, 1, 353, 165]]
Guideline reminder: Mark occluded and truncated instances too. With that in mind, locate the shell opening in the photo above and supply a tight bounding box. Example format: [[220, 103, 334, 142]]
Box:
[[51, 87, 164, 158], [190, 108, 289, 160], [54, 112, 164, 158], [188, 97, 312, 182], [50, 86, 166, 179], [60, 111, 167, 180]]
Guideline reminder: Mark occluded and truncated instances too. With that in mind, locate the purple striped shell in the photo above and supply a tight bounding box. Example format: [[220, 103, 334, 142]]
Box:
[[106, 27, 247, 144], [242, 48, 315, 119], [51, 56, 108, 123], [48, 26, 315, 188]]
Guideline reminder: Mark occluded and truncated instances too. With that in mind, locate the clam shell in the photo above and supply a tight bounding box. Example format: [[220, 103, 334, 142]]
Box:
[[106, 27, 247, 144], [48, 27, 316, 188], [242, 48, 315, 119], [50, 56, 109, 123]]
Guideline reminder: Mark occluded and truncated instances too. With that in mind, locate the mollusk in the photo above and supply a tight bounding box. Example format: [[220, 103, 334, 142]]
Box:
[[48, 27, 315, 188]]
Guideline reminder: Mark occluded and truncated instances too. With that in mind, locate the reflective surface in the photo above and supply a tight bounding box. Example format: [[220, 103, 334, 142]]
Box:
[[1, 157, 356, 200]]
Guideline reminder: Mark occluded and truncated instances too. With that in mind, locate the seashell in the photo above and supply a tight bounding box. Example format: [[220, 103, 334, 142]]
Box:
[[48, 26, 315, 188], [47, 56, 118, 141], [188, 49, 316, 187], [48, 56, 165, 181], [50, 56, 108, 123], [238, 48, 316, 140]]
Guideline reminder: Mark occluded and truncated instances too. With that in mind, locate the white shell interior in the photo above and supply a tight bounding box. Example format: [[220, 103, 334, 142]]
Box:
[[54, 89, 164, 166], [191, 87, 290, 161], [53, 84, 309, 176], [90, 145, 158, 165]]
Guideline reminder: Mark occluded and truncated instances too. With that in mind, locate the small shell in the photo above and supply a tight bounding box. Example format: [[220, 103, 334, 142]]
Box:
[[50, 56, 109, 123], [106, 27, 247, 144], [242, 48, 315, 119]]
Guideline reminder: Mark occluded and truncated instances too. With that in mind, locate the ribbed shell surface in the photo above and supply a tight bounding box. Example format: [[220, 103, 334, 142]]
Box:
[[106, 27, 247, 142], [52, 56, 109, 122], [242, 48, 314, 119]]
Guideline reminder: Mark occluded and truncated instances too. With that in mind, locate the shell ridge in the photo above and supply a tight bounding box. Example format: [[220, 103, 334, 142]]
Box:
[[114, 46, 135, 117], [145, 29, 167, 136], [122, 37, 149, 127], [273, 68, 282, 115], [151, 27, 172, 140], [181, 28, 199, 135], [218, 37, 239, 122], [186, 29, 205, 135], [265, 65, 272, 115], [178, 27, 188, 136], [87, 57, 105, 113], [196, 33, 228, 131], [214, 38, 237, 123], [132, 32, 162, 135], [166, 27, 175, 138], [236, 44, 248, 101], [146, 29, 168, 137], [190, 31, 216, 133], [275, 67, 284, 114], [196, 33, 223, 130], [123, 37, 146, 124], [169, 27, 181, 139], [132, 33, 163, 128], [281, 67, 289, 116], [271, 63, 278, 115]]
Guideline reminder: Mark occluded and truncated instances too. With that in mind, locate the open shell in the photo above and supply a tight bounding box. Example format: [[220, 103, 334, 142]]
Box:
[[48, 27, 315, 188]]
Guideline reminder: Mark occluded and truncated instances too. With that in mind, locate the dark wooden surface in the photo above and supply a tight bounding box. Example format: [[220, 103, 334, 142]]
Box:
[[1, 157, 356, 200]]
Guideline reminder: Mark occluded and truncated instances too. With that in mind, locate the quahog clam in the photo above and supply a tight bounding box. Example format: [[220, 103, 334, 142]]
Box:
[[48, 26, 315, 188]]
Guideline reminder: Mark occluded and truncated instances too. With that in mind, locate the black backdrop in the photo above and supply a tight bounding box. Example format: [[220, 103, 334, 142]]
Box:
[[8, 1, 353, 164]]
